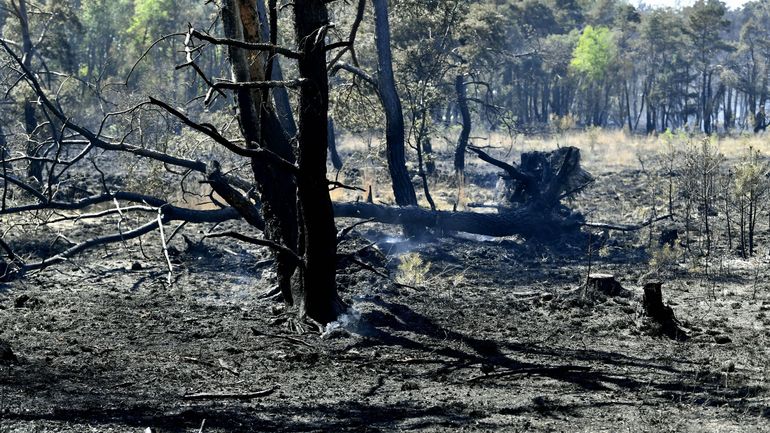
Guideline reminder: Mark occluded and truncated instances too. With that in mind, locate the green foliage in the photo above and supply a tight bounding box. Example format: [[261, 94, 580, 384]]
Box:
[[648, 244, 683, 276], [127, 0, 173, 42], [570, 25, 615, 82], [685, 0, 732, 59]]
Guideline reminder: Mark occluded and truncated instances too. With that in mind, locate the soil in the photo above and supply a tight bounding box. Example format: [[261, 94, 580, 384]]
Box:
[[0, 151, 769, 432]]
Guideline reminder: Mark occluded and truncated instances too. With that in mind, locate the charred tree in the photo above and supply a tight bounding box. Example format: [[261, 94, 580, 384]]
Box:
[[12, 0, 42, 183], [293, 0, 345, 324], [372, 0, 417, 207], [423, 137, 435, 176], [642, 282, 687, 341], [586, 274, 625, 297], [454, 75, 472, 173], [256, 0, 297, 137], [328, 117, 343, 171], [1, 0, 344, 325], [220, 0, 299, 305]]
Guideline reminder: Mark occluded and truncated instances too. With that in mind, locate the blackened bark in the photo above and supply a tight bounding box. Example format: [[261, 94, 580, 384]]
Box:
[[222, 0, 298, 304], [333, 202, 583, 239], [701, 70, 712, 134], [294, 0, 343, 324], [335, 147, 593, 240], [372, 0, 417, 207], [454, 75, 471, 173], [328, 117, 343, 171], [724, 86, 733, 131], [0, 124, 9, 211], [624, 80, 633, 131], [15, 0, 41, 182], [423, 138, 435, 176], [642, 282, 687, 340]]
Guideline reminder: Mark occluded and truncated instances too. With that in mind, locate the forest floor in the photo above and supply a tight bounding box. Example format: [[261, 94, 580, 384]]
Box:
[[0, 141, 769, 432]]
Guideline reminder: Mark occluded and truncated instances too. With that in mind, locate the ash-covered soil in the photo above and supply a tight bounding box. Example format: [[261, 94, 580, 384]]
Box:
[[0, 164, 769, 432]]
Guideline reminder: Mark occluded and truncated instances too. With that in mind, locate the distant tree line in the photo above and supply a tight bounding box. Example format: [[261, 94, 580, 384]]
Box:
[[330, 0, 770, 136], [2, 0, 768, 138]]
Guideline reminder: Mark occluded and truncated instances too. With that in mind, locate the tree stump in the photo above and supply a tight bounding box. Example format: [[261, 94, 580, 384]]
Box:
[[0, 339, 16, 364], [586, 273, 623, 296], [642, 282, 687, 340], [659, 229, 678, 247]]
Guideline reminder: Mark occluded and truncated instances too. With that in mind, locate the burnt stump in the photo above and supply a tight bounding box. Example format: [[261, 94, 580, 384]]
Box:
[[642, 282, 687, 341]]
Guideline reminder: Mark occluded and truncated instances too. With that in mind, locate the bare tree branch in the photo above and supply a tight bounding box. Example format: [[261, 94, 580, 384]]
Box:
[[148, 97, 299, 174], [204, 230, 302, 265], [189, 28, 301, 59], [212, 78, 307, 90], [330, 61, 379, 91], [582, 214, 673, 232]]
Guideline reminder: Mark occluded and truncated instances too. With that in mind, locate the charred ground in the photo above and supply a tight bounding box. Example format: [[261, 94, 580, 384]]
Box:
[[0, 155, 769, 432]]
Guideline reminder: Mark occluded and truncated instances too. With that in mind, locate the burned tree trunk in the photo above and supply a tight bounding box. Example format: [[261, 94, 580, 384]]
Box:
[[14, 0, 42, 183], [293, 0, 344, 324], [221, 0, 299, 305], [642, 282, 687, 341], [473, 146, 593, 211], [256, 0, 297, 137], [334, 201, 583, 239], [586, 274, 624, 296], [328, 117, 343, 171], [372, 0, 417, 207], [454, 75, 471, 173]]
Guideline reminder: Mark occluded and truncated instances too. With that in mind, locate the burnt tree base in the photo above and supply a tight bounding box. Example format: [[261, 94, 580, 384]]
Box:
[[586, 274, 626, 297], [642, 282, 688, 341]]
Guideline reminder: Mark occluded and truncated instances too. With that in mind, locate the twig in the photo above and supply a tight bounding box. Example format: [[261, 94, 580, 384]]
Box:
[[167, 221, 187, 244], [204, 231, 302, 265], [468, 145, 536, 188], [125, 32, 186, 85], [463, 365, 591, 383], [182, 385, 278, 400], [251, 327, 315, 348], [328, 180, 365, 192], [337, 218, 375, 243], [157, 209, 173, 285], [189, 28, 301, 58], [147, 97, 299, 174], [212, 78, 307, 90], [0, 238, 23, 265], [582, 214, 673, 232]]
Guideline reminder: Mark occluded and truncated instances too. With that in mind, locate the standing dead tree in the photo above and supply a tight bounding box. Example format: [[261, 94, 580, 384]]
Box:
[[330, 0, 418, 208]]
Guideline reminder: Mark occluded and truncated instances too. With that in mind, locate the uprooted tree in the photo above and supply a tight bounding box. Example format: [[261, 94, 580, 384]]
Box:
[[335, 146, 595, 239]]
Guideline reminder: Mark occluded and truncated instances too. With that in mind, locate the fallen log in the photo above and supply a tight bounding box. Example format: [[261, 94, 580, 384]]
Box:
[[334, 146, 593, 239], [333, 202, 584, 239], [182, 385, 278, 400]]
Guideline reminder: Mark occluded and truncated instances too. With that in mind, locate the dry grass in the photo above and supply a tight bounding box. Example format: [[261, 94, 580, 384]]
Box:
[[332, 128, 770, 211], [162, 128, 769, 213], [339, 128, 770, 171]]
